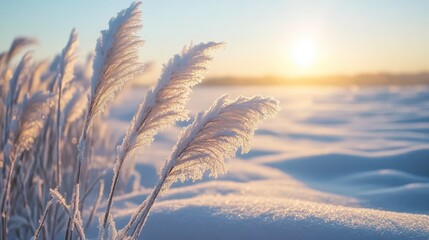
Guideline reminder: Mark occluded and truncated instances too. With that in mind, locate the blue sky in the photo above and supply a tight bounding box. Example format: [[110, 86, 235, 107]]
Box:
[[1, 0, 429, 78]]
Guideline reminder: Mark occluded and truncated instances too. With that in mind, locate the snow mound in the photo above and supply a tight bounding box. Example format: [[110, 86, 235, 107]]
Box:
[[141, 195, 429, 240], [103, 85, 429, 239]]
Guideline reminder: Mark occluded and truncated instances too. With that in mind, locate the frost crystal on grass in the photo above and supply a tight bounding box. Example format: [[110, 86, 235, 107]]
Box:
[[0, 2, 281, 239], [6, 91, 52, 157], [120, 95, 280, 238], [119, 42, 225, 159], [163, 95, 280, 190], [89, 1, 144, 122], [104, 42, 224, 228]]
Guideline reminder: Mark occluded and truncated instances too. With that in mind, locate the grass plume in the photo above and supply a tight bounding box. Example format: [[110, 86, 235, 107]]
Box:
[[0, 2, 279, 239], [119, 95, 280, 238], [103, 42, 224, 228]]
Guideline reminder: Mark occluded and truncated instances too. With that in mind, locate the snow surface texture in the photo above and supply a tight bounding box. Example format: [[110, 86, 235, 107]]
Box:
[[104, 85, 429, 240]]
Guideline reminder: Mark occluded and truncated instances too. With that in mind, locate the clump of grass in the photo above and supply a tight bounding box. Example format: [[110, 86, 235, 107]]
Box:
[[0, 1, 279, 239]]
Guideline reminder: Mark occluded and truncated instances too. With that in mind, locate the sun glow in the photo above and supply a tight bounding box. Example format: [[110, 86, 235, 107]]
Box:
[[292, 39, 317, 68]]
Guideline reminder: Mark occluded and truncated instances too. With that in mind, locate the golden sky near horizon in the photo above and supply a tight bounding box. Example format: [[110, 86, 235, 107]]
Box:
[[1, 1, 429, 79]]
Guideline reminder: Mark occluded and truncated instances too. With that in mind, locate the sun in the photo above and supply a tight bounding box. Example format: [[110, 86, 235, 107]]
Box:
[[292, 39, 317, 68]]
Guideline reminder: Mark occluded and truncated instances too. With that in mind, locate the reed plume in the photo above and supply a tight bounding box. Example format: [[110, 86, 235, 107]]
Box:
[[4, 91, 53, 159], [76, 0, 144, 182], [2, 53, 33, 148], [119, 95, 280, 238], [2, 37, 37, 66], [0, 2, 281, 239], [88, 1, 144, 124], [67, 1, 144, 237], [103, 42, 224, 227], [1, 91, 52, 238], [0, 37, 36, 85], [55, 29, 79, 187]]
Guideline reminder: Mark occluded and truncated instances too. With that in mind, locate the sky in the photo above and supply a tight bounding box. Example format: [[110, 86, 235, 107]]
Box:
[[1, 0, 429, 79]]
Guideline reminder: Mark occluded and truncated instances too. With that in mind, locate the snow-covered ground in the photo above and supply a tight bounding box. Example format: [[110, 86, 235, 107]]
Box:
[[104, 85, 429, 239]]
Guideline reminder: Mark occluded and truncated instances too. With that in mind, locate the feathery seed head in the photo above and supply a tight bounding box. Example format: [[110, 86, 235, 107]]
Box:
[[59, 29, 79, 89], [119, 42, 225, 160], [5, 37, 37, 64], [89, 1, 144, 124], [6, 91, 53, 158], [161, 95, 280, 191]]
